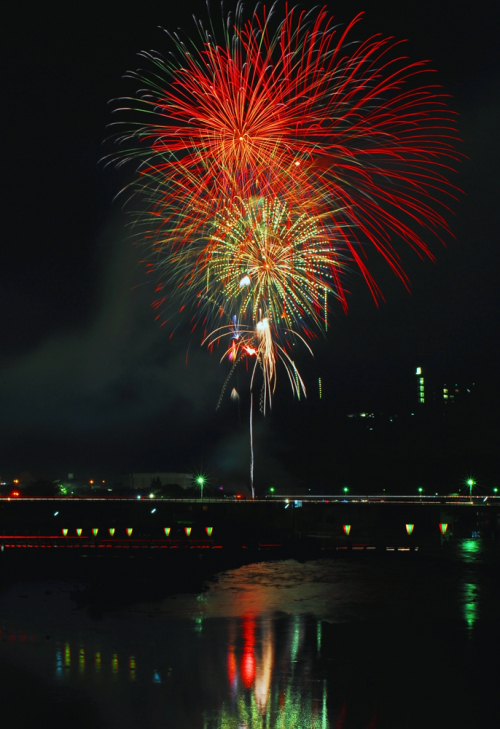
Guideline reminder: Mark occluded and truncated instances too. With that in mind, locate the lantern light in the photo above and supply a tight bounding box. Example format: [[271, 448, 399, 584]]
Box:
[[126, 528, 133, 537], [406, 524, 415, 535], [439, 523, 448, 535], [185, 527, 192, 537], [92, 528, 98, 537], [164, 527, 171, 537], [206, 527, 213, 537], [343, 525, 351, 536], [76, 528, 82, 537], [62, 528, 68, 537], [109, 527, 115, 537]]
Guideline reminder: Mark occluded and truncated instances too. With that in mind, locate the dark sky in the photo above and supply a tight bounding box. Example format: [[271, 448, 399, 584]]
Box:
[[1, 0, 499, 488]]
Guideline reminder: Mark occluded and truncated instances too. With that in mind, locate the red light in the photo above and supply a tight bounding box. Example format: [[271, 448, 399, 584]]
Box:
[[227, 649, 237, 685], [236, 494, 242, 499], [241, 617, 256, 688], [11, 491, 20, 497]]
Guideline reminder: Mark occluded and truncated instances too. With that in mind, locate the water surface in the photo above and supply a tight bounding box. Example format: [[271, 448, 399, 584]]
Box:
[[1, 540, 498, 728]]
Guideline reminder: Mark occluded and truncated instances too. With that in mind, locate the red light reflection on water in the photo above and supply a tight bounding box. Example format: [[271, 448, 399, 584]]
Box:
[[227, 648, 237, 686], [241, 616, 256, 688]]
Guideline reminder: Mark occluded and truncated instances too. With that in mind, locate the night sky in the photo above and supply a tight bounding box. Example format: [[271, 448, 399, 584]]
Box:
[[1, 0, 499, 490]]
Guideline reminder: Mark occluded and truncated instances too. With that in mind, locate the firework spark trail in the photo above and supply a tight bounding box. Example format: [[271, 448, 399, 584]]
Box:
[[109, 3, 462, 303], [108, 4, 462, 494], [203, 318, 310, 414]]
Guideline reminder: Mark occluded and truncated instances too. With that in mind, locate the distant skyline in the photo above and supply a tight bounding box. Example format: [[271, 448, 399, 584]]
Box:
[[1, 0, 498, 487]]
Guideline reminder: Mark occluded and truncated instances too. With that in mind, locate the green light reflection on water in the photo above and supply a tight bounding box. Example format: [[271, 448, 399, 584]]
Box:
[[460, 539, 481, 563], [463, 582, 479, 629], [290, 615, 301, 665], [204, 684, 329, 729], [194, 617, 203, 634], [460, 540, 481, 629]]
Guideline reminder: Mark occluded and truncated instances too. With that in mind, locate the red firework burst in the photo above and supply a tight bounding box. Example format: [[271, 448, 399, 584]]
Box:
[[109, 4, 462, 305]]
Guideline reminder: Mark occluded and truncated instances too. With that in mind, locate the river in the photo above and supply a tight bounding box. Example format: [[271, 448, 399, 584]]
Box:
[[0, 539, 498, 728]]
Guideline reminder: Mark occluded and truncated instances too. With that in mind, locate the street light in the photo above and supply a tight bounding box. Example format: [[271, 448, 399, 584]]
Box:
[[466, 478, 475, 499], [196, 475, 205, 499]]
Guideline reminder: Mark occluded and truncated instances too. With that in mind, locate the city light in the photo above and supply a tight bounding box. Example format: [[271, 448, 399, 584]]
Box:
[[195, 474, 206, 499], [466, 478, 476, 499]]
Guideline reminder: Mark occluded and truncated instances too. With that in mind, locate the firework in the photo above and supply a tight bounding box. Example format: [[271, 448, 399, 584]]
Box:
[[110, 4, 461, 301], [108, 5, 461, 496]]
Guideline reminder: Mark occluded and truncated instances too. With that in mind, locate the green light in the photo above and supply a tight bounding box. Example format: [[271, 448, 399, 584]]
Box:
[[418, 487, 423, 493], [205, 526, 213, 537], [269, 487, 275, 492], [195, 474, 206, 499], [463, 581, 479, 629], [76, 528, 82, 537], [185, 526, 192, 537], [466, 478, 476, 499], [164, 527, 171, 537], [126, 528, 133, 537], [343, 487, 349, 493], [343, 524, 351, 535], [92, 528, 98, 537], [406, 524, 415, 535], [62, 528, 68, 537], [109, 527, 115, 536], [494, 488, 498, 493], [439, 523, 448, 535]]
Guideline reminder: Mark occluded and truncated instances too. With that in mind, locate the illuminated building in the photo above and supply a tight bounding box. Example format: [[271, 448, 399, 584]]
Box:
[[416, 365, 425, 404], [416, 365, 474, 408], [125, 473, 193, 491]]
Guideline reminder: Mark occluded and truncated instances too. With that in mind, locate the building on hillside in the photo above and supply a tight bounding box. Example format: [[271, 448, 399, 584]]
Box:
[[414, 366, 474, 408]]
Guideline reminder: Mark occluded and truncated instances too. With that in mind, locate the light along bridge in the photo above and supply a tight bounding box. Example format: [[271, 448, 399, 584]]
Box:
[[0, 494, 497, 503], [0, 494, 497, 560]]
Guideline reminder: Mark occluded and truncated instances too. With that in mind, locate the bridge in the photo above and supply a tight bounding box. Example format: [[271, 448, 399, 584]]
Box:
[[0, 494, 497, 556]]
